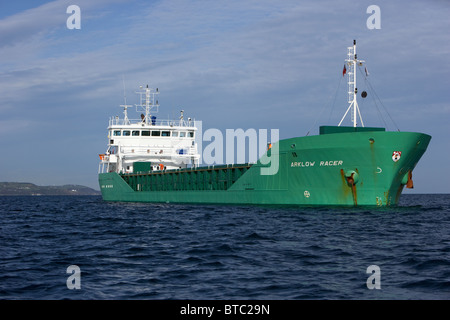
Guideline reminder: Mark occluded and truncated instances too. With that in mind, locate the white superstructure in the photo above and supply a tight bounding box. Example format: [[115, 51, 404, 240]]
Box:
[[98, 85, 200, 174]]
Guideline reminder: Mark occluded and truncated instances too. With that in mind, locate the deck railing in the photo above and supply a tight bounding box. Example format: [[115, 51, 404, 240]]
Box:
[[108, 117, 196, 128]]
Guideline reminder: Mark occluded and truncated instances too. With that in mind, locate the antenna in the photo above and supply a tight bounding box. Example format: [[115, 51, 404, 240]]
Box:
[[120, 76, 131, 125], [122, 75, 127, 105], [338, 40, 365, 127]]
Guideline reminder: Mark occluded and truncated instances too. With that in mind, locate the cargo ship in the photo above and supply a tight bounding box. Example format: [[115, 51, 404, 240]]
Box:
[[98, 41, 431, 206]]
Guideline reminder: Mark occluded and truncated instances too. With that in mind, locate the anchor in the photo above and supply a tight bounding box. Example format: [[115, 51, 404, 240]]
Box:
[[341, 169, 359, 205], [406, 170, 414, 189]]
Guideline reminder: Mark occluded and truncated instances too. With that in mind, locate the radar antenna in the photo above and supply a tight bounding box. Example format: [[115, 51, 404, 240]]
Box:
[[135, 85, 160, 124]]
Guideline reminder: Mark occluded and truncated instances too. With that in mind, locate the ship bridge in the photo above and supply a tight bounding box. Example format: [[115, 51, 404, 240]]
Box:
[[98, 86, 200, 174]]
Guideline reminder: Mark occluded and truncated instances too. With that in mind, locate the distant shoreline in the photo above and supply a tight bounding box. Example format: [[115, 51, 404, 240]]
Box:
[[0, 182, 100, 196]]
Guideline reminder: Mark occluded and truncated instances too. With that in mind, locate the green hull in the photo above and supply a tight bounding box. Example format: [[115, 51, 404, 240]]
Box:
[[99, 128, 431, 206]]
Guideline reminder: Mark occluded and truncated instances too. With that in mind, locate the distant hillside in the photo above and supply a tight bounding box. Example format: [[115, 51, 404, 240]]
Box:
[[0, 182, 101, 196]]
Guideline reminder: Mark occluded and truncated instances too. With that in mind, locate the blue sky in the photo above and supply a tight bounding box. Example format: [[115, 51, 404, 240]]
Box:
[[0, 0, 448, 193]]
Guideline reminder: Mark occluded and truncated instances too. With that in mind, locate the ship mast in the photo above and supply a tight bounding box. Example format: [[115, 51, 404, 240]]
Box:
[[339, 40, 365, 127], [136, 85, 159, 124]]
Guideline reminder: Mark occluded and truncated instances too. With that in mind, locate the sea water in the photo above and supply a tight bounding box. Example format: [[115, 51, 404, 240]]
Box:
[[0, 194, 449, 300]]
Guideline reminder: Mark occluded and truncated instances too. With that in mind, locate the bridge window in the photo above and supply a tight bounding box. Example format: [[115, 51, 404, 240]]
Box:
[[151, 131, 160, 137], [113, 130, 121, 136], [132, 130, 140, 136], [123, 130, 130, 136], [142, 130, 150, 136], [161, 131, 170, 137]]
